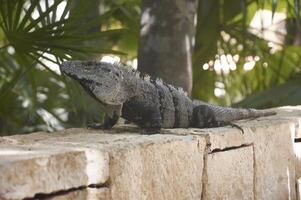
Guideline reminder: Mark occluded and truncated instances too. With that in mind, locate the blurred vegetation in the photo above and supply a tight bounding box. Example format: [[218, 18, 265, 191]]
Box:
[[0, 0, 300, 135], [0, 0, 140, 134], [193, 0, 301, 107]]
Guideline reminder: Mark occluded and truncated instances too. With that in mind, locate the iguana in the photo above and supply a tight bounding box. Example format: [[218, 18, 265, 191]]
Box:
[[61, 60, 276, 133]]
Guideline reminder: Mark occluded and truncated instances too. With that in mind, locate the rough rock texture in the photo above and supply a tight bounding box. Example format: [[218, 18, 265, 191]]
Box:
[[0, 145, 109, 200], [0, 127, 206, 200], [0, 106, 301, 200], [249, 122, 296, 200], [109, 137, 205, 200], [163, 107, 300, 200], [203, 146, 254, 200], [276, 106, 301, 138], [45, 188, 110, 200]]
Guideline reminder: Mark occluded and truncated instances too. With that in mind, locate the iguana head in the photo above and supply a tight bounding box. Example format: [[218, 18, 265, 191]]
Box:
[[61, 61, 126, 105]]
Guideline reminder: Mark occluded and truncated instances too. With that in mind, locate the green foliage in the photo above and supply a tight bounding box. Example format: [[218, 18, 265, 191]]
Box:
[[104, 0, 141, 57], [192, 0, 301, 107], [0, 0, 134, 135], [234, 72, 301, 108]]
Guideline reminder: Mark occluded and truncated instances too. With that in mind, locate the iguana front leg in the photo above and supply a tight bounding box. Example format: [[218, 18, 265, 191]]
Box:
[[141, 111, 162, 134], [102, 113, 120, 129], [88, 104, 122, 129]]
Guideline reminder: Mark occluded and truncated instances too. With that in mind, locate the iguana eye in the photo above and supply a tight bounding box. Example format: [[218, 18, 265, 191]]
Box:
[[102, 68, 111, 73], [95, 82, 103, 87]]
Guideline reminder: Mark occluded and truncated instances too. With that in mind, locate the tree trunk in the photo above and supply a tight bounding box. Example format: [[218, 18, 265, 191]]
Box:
[[138, 0, 198, 95], [294, 27, 301, 45], [70, 0, 101, 33]]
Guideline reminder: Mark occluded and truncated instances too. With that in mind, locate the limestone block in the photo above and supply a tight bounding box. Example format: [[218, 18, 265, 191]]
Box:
[[248, 122, 296, 200], [0, 129, 206, 200], [201, 120, 296, 200], [45, 187, 110, 200], [9, 128, 207, 200], [166, 111, 297, 200], [0, 145, 109, 200], [203, 146, 254, 200], [276, 106, 301, 138], [109, 136, 206, 200]]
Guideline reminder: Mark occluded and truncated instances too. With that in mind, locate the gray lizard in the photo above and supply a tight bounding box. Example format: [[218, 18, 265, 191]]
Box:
[[61, 60, 276, 133]]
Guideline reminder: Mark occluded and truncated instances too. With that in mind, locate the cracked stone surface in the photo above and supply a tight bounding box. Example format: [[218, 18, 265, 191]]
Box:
[[0, 128, 206, 200], [163, 107, 299, 200], [0, 144, 109, 200], [44, 188, 110, 200], [0, 106, 300, 200], [203, 146, 254, 200]]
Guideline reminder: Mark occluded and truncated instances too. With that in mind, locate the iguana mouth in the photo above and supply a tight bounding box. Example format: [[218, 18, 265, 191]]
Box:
[[65, 73, 108, 106], [78, 79, 108, 106]]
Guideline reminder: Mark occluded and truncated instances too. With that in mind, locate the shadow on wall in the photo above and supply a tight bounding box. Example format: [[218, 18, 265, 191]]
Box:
[[295, 140, 301, 200]]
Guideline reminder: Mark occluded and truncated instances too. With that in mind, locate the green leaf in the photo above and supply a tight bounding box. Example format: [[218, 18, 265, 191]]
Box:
[[23, 0, 64, 33], [234, 73, 301, 108], [271, 0, 278, 20], [17, 0, 40, 31]]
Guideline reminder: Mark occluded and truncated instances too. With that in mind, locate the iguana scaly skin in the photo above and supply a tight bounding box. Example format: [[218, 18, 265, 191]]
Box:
[[61, 61, 276, 133]]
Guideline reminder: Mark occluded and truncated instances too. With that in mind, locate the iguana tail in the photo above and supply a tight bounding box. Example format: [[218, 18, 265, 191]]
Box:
[[193, 100, 276, 123]]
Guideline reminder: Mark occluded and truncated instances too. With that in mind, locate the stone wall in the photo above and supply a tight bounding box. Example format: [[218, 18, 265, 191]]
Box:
[[0, 106, 301, 200]]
